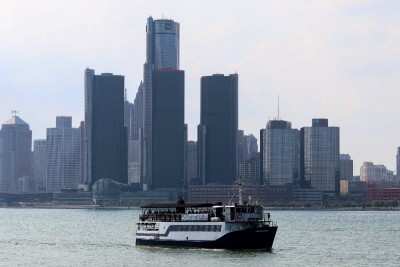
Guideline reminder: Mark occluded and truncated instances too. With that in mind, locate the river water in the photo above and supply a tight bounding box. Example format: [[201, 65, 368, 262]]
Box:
[[0, 208, 399, 266]]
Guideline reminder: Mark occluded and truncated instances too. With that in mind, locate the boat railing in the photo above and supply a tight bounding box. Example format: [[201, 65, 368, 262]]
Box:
[[140, 212, 215, 222], [140, 213, 183, 222]]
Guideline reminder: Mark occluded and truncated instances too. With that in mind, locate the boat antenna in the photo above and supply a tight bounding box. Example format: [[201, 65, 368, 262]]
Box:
[[277, 94, 280, 120]]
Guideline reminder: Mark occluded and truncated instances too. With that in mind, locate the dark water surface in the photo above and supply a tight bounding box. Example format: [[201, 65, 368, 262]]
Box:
[[1, 208, 399, 266]]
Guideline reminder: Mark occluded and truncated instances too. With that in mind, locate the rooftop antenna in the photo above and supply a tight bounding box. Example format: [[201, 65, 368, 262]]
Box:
[[11, 110, 18, 116], [124, 88, 128, 101], [277, 94, 280, 120]]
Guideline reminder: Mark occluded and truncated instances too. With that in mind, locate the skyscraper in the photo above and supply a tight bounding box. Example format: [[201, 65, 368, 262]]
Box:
[[238, 152, 260, 185], [84, 70, 127, 189], [397, 147, 400, 177], [187, 141, 198, 185], [301, 119, 340, 196], [198, 74, 238, 185], [262, 120, 300, 186], [340, 154, 353, 181], [151, 69, 185, 189], [33, 139, 47, 191], [83, 68, 94, 191], [0, 115, 32, 193], [132, 82, 144, 141], [142, 17, 184, 191], [46, 116, 81, 191], [128, 82, 143, 185]]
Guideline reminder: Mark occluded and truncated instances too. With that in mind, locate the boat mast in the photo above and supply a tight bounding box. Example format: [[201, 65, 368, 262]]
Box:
[[238, 179, 243, 205]]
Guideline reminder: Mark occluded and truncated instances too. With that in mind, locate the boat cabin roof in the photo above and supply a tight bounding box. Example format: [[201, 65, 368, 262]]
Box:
[[140, 203, 214, 209], [140, 203, 262, 209]]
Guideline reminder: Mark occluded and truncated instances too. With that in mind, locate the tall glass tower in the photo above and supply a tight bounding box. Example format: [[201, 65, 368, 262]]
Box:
[[198, 74, 238, 185], [142, 17, 184, 191], [0, 115, 32, 193], [301, 119, 340, 196], [263, 120, 300, 186], [84, 70, 127, 189], [46, 116, 81, 191]]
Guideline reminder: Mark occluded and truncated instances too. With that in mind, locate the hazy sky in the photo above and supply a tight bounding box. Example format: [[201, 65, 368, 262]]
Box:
[[1, 0, 399, 174]]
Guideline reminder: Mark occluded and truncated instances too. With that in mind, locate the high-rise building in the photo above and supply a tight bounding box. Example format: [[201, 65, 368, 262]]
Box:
[[397, 147, 400, 177], [127, 82, 144, 185], [198, 74, 238, 185], [33, 139, 47, 191], [237, 131, 258, 164], [142, 17, 184, 191], [83, 68, 94, 190], [46, 116, 81, 191], [248, 134, 258, 155], [301, 119, 340, 196], [79, 121, 84, 186], [124, 92, 134, 140], [0, 115, 32, 193], [187, 141, 198, 185], [262, 120, 300, 186], [84, 70, 127, 189], [340, 154, 353, 181], [132, 82, 144, 141], [360, 162, 394, 183], [151, 69, 185, 189], [237, 130, 249, 163], [238, 152, 260, 185]]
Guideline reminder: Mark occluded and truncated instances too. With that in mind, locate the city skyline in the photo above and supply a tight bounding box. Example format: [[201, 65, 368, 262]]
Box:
[[1, 1, 400, 174]]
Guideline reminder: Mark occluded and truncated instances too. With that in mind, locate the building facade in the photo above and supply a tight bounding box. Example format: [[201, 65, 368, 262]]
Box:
[[238, 152, 260, 185], [263, 120, 300, 186], [33, 139, 47, 191], [84, 70, 128, 189], [360, 162, 394, 183], [397, 147, 400, 177], [46, 116, 81, 191], [127, 82, 144, 185], [187, 141, 198, 185], [0, 115, 32, 193], [301, 119, 340, 196], [151, 69, 185, 189], [198, 74, 238, 185], [237, 131, 258, 165], [340, 154, 353, 181], [142, 17, 182, 192]]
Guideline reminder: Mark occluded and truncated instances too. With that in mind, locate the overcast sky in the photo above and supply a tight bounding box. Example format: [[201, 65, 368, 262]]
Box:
[[1, 0, 399, 174]]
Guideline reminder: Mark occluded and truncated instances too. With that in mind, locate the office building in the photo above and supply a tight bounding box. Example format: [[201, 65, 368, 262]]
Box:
[[84, 69, 127, 189], [151, 69, 185, 189], [33, 139, 47, 191], [0, 115, 32, 193], [340, 154, 353, 181], [238, 131, 258, 164], [360, 162, 394, 183], [262, 120, 300, 186], [301, 119, 340, 196], [142, 17, 184, 191], [127, 82, 143, 185], [187, 141, 198, 185], [238, 152, 261, 185], [198, 74, 238, 185], [397, 147, 400, 177], [46, 116, 81, 191]]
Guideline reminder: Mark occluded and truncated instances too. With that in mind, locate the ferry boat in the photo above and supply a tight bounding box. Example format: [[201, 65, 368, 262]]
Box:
[[135, 188, 277, 250]]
